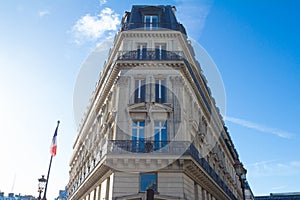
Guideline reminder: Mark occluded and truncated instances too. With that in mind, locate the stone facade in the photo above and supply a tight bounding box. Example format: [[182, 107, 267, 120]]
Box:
[[68, 5, 247, 200]]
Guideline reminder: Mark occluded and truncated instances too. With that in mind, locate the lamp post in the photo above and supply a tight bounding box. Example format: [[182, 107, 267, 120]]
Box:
[[234, 161, 247, 200], [37, 175, 47, 200]]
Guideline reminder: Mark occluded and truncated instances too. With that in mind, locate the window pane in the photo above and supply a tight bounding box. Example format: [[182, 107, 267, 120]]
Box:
[[139, 128, 144, 139], [141, 84, 146, 100], [154, 121, 167, 150], [145, 16, 150, 23], [144, 15, 158, 29], [155, 79, 166, 103], [132, 129, 137, 139], [152, 16, 158, 27], [139, 121, 145, 127], [137, 44, 147, 59], [154, 130, 160, 140], [140, 173, 157, 192], [152, 16, 158, 23], [161, 84, 166, 102], [162, 128, 167, 141], [132, 121, 145, 153], [134, 79, 146, 103]]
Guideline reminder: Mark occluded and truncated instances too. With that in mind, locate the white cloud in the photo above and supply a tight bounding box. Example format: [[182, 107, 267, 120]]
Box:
[[271, 185, 288, 191], [247, 160, 300, 177], [100, 0, 107, 6], [290, 161, 300, 167], [175, 1, 212, 39], [38, 10, 50, 17], [72, 7, 120, 44], [225, 116, 293, 139]]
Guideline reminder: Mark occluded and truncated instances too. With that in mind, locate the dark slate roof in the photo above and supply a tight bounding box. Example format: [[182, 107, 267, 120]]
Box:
[[255, 193, 300, 200], [121, 5, 187, 35]]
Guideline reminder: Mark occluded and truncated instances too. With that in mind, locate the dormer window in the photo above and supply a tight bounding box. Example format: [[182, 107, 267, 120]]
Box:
[[144, 15, 158, 29]]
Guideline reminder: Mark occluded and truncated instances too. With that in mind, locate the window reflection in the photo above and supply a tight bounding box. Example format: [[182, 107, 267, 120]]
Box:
[[140, 173, 157, 192]]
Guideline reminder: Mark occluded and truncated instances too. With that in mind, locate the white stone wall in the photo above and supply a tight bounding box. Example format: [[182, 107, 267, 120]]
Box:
[[183, 174, 195, 200], [158, 172, 184, 198], [112, 172, 139, 197]]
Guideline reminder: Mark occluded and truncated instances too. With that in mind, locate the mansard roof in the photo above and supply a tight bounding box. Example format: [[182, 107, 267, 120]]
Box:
[[121, 5, 187, 35]]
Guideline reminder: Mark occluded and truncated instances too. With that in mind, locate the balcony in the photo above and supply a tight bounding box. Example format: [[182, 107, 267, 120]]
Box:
[[107, 140, 237, 200], [107, 140, 190, 154], [117, 50, 184, 61], [185, 144, 237, 200]]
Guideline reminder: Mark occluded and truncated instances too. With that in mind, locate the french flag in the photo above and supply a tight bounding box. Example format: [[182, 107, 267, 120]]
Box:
[[50, 121, 60, 157]]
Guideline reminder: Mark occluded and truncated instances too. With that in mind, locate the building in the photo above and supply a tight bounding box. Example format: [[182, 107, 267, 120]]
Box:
[[0, 192, 36, 200], [255, 193, 300, 200], [55, 189, 67, 200], [244, 181, 255, 200], [67, 5, 248, 200]]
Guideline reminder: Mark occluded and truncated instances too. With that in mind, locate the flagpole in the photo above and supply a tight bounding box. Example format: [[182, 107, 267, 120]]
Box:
[[42, 155, 53, 200], [43, 120, 60, 200]]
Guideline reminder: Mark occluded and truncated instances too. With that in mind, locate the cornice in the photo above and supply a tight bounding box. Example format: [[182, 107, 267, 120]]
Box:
[[122, 30, 181, 39]]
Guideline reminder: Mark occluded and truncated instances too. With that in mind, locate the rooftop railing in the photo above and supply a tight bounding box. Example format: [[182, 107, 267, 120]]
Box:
[[121, 22, 186, 34]]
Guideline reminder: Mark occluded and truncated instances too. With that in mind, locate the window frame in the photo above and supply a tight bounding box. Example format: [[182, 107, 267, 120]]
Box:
[[132, 121, 145, 152], [134, 79, 146, 103], [137, 43, 147, 60], [155, 79, 166, 103], [154, 121, 167, 150], [144, 15, 158, 30], [155, 43, 166, 60]]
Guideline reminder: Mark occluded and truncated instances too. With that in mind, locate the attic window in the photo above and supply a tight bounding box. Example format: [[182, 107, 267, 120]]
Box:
[[144, 15, 158, 29]]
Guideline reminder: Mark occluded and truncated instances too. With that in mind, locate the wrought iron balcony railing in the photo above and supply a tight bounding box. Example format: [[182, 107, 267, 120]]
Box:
[[117, 50, 184, 61], [185, 144, 237, 200], [107, 140, 190, 154], [121, 22, 186, 34], [107, 140, 237, 200]]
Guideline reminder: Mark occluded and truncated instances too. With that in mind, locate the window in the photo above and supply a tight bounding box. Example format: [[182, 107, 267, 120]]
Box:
[[155, 44, 166, 60], [155, 79, 166, 103], [144, 15, 158, 29], [137, 44, 147, 60], [134, 79, 146, 103], [154, 121, 167, 150], [140, 173, 157, 192], [132, 121, 145, 152]]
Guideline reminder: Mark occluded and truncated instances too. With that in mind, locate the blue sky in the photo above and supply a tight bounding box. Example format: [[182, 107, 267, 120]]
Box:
[[0, 0, 299, 199]]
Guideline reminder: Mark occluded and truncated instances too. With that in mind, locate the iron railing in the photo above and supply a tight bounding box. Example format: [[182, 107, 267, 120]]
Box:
[[107, 140, 190, 154], [121, 22, 186, 34], [117, 50, 184, 61], [185, 144, 237, 200]]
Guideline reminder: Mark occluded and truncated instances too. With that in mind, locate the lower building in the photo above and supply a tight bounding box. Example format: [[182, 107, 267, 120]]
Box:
[[55, 189, 67, 200], [255, 192, 300, 200], [245, 181, 255, 200], [0, 192, 36, 200]]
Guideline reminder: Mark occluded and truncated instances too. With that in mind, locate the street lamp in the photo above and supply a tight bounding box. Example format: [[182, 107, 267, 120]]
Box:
[[234, 161, 247, 200], [37, 175, 47, 200]]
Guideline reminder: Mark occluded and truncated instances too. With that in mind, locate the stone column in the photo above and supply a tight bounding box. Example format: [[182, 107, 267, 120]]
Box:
[[203, 189, 207, 200], [198, 185, 203, 200]]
